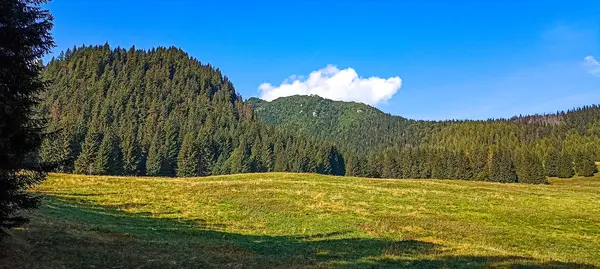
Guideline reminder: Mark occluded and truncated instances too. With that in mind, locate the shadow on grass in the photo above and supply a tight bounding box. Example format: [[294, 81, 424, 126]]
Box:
[[1, 196, 597, 269]]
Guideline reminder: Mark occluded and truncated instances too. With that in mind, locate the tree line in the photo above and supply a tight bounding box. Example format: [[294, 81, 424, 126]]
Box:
[[344, 143, 596, 184], [37, 45, 345, 177], [37, 45, 599, 184]]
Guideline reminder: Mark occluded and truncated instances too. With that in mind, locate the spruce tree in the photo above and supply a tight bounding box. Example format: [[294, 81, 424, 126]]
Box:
[[121, 131, 143, 176], [273, 141, 287, 172], [196, 131, 211, 176], [162, 118, 179, 177], [488, 148, 517, 183], [382, 149, 399, 178], [229, 138, 251, 174], [329, 146, 345, 176], [456, 151, 474, 180], [515, 148, 548, 184], [74, 130, 101, 174], [431, 149, 448, 179], [344, 154, 362, 177], [249, 137, 265, 172], [56, 132, 74, 173], [316, 145, 333, 175], [556, 150, 575, 178], [0, 0, 54, 235], [93, 132, 122, 175], [146, 131, 165, 176], [39, 133, 59, 169], [177, 132, 200, 177], [545, 147, 560, 177], [574, 150, 597, 177], [470, 148, 489, 181]]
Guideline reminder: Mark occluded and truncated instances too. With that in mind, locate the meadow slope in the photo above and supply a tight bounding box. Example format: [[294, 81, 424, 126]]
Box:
[[1, 173, 599, 268]]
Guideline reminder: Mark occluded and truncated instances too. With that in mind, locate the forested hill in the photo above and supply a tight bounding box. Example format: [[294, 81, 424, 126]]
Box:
[[251, 95, 600, 155], [38, 45, 346, 177], [250, 95, 439, 154], [250, 95, 600, 182]]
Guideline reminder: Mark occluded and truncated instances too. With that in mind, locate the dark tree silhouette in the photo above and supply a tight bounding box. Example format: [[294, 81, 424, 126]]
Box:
[[0, 0, 54, 236]]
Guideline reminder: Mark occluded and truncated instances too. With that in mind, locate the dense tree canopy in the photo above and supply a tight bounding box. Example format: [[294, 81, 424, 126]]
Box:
[[253, 96, 600, 183], [38, 45, 345, 178], [0, 0, 54, 235], [37, 45, 600, 184]]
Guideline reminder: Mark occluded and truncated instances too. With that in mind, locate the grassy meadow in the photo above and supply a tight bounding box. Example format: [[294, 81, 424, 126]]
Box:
[[1, 172, 599, 268]]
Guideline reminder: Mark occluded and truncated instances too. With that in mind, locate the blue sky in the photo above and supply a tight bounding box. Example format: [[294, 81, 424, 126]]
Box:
[[44, 0, 600, 120]]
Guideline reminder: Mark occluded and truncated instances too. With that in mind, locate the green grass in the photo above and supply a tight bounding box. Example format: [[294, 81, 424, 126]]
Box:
[[2, 173, 600, 268]]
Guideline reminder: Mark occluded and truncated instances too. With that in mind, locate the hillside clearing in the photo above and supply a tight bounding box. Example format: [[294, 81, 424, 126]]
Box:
[[1, 173, 599, 268]]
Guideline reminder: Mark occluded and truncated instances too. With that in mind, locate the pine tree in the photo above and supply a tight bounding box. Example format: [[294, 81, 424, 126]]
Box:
[[545, 147, 560, 177], [74, 130, 101, 174], [93, 132, 122, 175], [431, 149, 448, 179], [249, 137, 265, 172], [515, 148, 547, 184], [574, 150, 597, 177], [121, 131, 143, 176], [177, 132, 200, 177], [344, 154, 363, 177], [382, 149, 400, 178], [162, 118, 180, 177], [273, 141, 287, 172], [196, 131, 211, 176], [556, 150, 575, 178], [56, 132, 74, 173], [329, 146, 345, 176], [469, 148, 489, 181], [0, 0, 54, 235], [456, 151, 473, 180], [488, 148, 517, 183], [229, 138, 251, 174], [146, 131, 165, 176]]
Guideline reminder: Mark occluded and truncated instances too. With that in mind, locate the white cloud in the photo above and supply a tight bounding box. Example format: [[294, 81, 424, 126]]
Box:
[[258, 65, 402, 106], [584, 56, 600, 77]]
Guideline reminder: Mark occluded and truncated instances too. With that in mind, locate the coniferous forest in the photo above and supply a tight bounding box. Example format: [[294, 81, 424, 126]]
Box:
[[37, 45, 600, 184], [38, 45, 345, 177]]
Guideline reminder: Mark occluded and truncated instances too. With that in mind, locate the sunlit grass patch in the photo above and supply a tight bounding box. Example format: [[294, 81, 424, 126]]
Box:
[[1, 172, 599, 268]]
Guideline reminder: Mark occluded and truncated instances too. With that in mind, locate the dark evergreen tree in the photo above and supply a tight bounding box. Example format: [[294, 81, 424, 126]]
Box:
[[273, 141, 287, 172], [515, 148, 548, 184], [574, 150, 597, 177], [382, 148, 401, 178], [488, 148, 517, 183], [146, 131, 166, 176], [431, 149, 449, 179], [229, 138, 251, 174], [0, 0, 54, 235], [121, 130, 143, 176], [162, 117, 179, 177], [177, 132, 200, 177], [74, 130, 101, 175], [316, 145, 333, 175], [456, 151, 474, 180], [556, 150, 575, 178], [469, 148, 489, 181], [344, 154, 364, 177], [93, 132, 122, 175], [545, 147, 560, 177]]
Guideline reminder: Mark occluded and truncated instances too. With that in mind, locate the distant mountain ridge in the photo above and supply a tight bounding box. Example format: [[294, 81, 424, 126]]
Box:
[[248, 95, 600, 158], [249, 95, 429, 153]]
